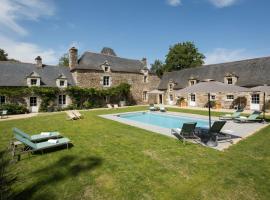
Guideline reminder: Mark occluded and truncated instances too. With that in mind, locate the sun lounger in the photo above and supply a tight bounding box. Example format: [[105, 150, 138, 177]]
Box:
[[72, 110, 84, 119], [219, 109, 243, 120], [234, 111, 262, 123], [149, 104, 158, 111], [13, 127, 61, 142], [171, 122, 200, 144], [66, 111, 79, 120], [1, 110, 8, 119], [107, 104, 113, 109], [13, 133, 70, 160], [159, 106, 167, 112], [114, 104, 119, 109], [196, 121, 231, 147]]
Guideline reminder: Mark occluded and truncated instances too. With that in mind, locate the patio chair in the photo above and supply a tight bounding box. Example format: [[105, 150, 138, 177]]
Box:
[[171, 122, 200, 144], [107, 104, 113, 109], [113, 104, 119, 109], [72, 110, 84, 119], [219, 109, 243, 120], [234, 111, 262, 123], [1, 110, 8, 119], [66, 111, 79, 120], [149, 104, 158, 111], [196, 121, 231, 147], [13, 127, 61, 142], [159, 106, 167, 112], [13, 133, 70, 160]]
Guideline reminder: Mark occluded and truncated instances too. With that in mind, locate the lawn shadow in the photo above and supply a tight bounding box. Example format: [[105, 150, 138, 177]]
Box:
[[0, 150, 17, 200], [12, 155, 103, 200]]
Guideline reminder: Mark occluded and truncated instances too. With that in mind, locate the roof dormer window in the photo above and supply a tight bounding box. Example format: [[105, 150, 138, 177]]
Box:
[[26, 71, 41, 87], [31, 79, 37, 86], [56, 74, 68, 88], [224, 73, 238, 85]]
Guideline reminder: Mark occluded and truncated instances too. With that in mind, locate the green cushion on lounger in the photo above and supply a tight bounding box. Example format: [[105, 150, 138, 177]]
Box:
[[13, 128, 60, 142]]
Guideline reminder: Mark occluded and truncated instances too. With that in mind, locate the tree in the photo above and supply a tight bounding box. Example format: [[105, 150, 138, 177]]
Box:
[[58, 53, 69, 67], [0, 49, 8, 61], [150, 60, 165, 78], [164, 42, 205, 72]]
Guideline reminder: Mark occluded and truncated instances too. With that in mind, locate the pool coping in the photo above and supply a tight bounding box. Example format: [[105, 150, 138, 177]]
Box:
[[99, 110, 269, 151]]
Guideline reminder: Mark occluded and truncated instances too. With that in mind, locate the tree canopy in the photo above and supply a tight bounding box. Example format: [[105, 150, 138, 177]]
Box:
[[164, 42, 205, 72], [150, 60, 164, 78], [58, 53, 69, 67], [0, 49, 8, 61]]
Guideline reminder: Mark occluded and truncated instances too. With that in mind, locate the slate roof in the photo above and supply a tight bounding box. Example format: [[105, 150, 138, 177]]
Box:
[[0, 62, 75, 87], [75, 51, 145, 73], [158, 56, 270, 90]]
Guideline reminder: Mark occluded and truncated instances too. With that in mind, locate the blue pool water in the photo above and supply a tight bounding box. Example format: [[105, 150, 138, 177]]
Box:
[[119, 112, 210, 129]]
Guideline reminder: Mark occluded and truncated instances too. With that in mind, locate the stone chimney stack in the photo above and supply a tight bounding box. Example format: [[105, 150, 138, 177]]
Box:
[[69, 47, 78, 70], [35, 56, 42, 67], [142, 58, 147, 68]]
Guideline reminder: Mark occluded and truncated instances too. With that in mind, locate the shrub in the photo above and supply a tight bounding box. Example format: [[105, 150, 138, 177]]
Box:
[[0, 103, 28, 114]]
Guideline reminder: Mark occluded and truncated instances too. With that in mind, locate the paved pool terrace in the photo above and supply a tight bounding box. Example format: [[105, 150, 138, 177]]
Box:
[[100, 111, 269, 151]]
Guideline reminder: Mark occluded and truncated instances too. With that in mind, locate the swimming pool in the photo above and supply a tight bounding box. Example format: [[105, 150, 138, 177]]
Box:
[[118, 112, 210, 129]]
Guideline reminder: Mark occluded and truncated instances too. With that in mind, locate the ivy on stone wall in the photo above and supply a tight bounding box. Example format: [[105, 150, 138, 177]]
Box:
[[0, 87, 60, 112], [66, 83, 131, 109]]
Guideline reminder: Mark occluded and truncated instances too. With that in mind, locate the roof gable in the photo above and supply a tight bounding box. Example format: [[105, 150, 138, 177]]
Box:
[[76, 51, 145, 73], [158, 56, 270, 90]]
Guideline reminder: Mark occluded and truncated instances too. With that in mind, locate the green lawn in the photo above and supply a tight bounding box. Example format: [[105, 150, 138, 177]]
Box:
[[0, 106, 270, 200]]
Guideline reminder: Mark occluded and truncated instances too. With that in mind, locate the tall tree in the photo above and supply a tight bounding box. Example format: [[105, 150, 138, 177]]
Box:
[[150, 59, 164, 78], [164, 42, 205, 72], [0, 49, 8, 61], [58, 53, 69, 67]]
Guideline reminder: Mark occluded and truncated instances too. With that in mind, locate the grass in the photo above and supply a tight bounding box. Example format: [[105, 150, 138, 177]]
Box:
[[0, 106, 270, 200]]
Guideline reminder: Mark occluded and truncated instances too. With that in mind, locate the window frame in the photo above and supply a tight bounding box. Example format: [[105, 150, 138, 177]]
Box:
[[103, 76, 110, 87], [30, 79, 38, 86], [0, 96, 6, 105], [143, 91, 148, 101], [169, 84, 173, 92], [190, 94, 196, 102], [59, 80, 65, 87], [226, 95, 234, 101], [227, 78, 233, 85], [30, 97, 37, 107], [58, 95, 66, 105], [169, 94, 174, 102], [251, 94, 260, 104], [143, 75, 148, 83]]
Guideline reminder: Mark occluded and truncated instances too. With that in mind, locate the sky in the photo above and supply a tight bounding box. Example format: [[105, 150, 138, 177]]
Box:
[[0, 0, 270, 66]]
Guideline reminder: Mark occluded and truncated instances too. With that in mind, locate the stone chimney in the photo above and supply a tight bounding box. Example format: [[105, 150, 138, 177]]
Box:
[[142, 58, 147, 68], [35, 56, 42, 67], [69, 47, 78, 70]]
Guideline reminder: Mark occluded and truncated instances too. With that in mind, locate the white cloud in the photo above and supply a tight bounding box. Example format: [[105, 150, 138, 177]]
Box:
[[209, 0, 239, 8], [167, 0, 182, 7], [0, 0, 55, 35], [204, 48, 255, 64], [0, 34, 59, 64]]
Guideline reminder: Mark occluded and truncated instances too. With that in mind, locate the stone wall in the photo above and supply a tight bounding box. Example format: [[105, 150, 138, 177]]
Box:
[[74, 70, 160, 104]]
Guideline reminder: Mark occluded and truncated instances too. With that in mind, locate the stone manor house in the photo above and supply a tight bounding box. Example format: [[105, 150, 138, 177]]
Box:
[[0, 47, 160, 112], [0, 46, 270, 113]]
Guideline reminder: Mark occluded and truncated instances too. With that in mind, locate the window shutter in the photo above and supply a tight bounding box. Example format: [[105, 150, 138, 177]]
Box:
[[109, 77, 112, 86], [100, 76, 104, 85]]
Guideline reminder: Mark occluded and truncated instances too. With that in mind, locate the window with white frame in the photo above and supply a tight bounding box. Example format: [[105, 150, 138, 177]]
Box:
[[227, 78, 233, 85], [103, 76, 110, 87], [30, 97, 37, 107], [60, 80, 65, 86], [211, 95, 216, 100], [226, 95, 234, 100], [251, 94, 260, 104], [169, 94, 174, 101], [0, 96, 6, 104], [190, 94, 196, 102], [58, 95, 66, 105], [143, 91, 148, 101], [104, 66, 109, 72], [190, 80, 196, 86], [31, 79, 38, 86], [169, 84, 173, 92]]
